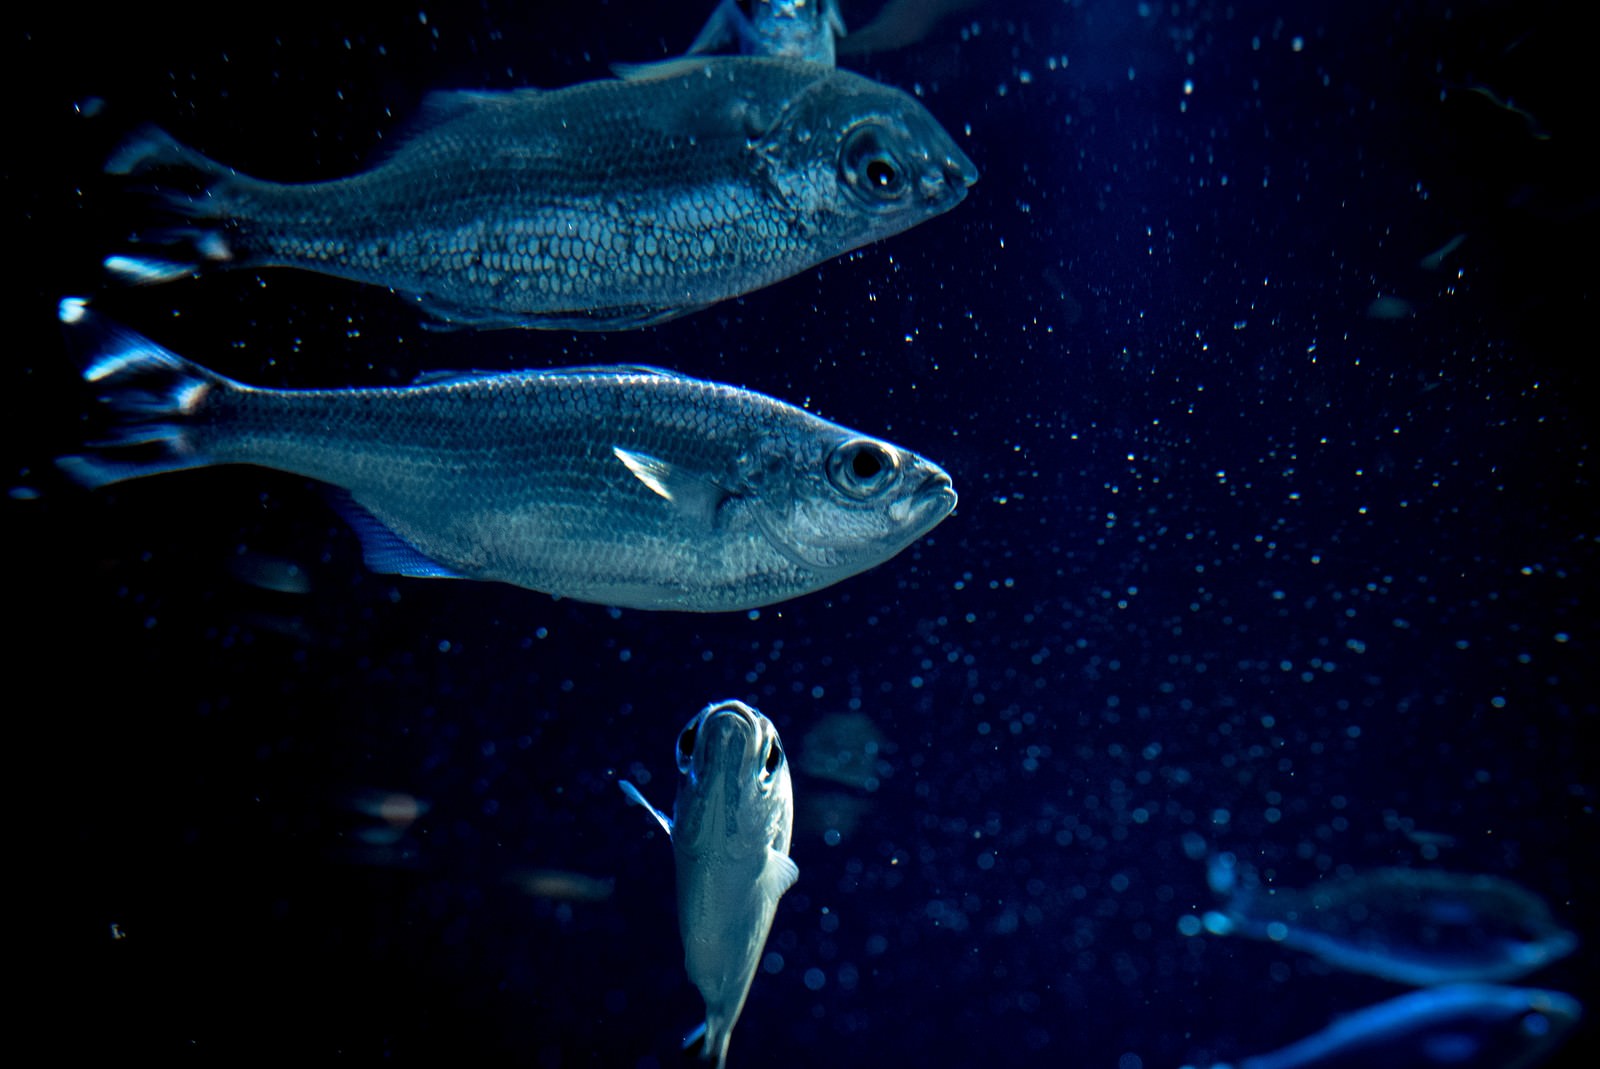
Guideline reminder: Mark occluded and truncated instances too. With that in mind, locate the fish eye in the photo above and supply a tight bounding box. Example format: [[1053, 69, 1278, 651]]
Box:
[[676, 722, 698, 770], [840, 123, 908, 204], [763, 739, 784, 777], [827, 438, 900, 499]]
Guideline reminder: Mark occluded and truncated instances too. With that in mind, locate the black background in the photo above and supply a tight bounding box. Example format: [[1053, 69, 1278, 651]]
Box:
[[9, 2, 1595, 1066]]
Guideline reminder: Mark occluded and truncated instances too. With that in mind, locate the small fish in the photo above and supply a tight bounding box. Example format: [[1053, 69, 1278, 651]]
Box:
[[620, 700, 797, 1068], [104, 57, 977, 330], [682, 0, 848, 66], [56, 302, 956, 612], [1204, 854, 1578, 986], [1196, 984, 1581, 1069]]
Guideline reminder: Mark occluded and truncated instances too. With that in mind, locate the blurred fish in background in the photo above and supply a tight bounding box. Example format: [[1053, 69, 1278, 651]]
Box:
[[1202, 853, 1579, 986]]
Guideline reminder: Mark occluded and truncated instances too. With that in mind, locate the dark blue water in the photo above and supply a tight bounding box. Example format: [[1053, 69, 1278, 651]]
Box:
[[11, 2, 1594, 1066]]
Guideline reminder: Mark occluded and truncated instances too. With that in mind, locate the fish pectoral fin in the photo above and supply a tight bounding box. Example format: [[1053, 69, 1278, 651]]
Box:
[[760, 851, 800, 899], [619, 780, 673, 837], [613, 447, 731, 528]]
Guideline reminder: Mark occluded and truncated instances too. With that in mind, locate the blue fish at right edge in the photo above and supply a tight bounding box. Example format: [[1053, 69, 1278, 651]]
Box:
[[1202, 854, 1578, 986], [1191, 984, 1581, 1069]]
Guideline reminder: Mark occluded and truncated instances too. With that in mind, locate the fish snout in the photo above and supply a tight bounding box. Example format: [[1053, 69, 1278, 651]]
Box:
[[921, 144, 979, 201]]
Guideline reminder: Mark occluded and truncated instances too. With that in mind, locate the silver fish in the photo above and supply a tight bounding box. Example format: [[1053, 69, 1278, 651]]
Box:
[[1197, 984, 1582, 1069], [682, 0, 847, 66], [104, 57, 977, 330], [1204, 854, 1579, 986], [621, 700, 797, 1068], [56, 301, 956, 612]]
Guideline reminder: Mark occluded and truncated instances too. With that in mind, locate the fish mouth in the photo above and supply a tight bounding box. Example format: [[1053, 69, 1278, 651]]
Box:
[[920, 144, 979, 202], [886, 465, 957, 537], [704, 700, 760, 732], [915, 468, 958, 516], [694, 701, 763, 779]]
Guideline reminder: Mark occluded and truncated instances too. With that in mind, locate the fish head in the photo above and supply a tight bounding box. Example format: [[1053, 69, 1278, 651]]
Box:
[[740, 426, 957, 583], [758, 67, 977, 245], [672, 700, 793, 857]]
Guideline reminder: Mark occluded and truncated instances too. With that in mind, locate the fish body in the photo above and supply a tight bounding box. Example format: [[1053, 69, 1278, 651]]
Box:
[[106, 57, 976, 330], [621, 700, 797, 1068], [1209, 984, 1582, 1069], [1204, 855, 1578, 986], [57, 303, 956, 612], [684, 0, 847, 65]]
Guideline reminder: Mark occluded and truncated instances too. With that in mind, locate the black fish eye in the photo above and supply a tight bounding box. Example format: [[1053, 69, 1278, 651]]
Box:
[[840, 123, 908, 203], [764, 740, 783, 777], [866, 157, 899, 190], [827, 438, 900, 499]]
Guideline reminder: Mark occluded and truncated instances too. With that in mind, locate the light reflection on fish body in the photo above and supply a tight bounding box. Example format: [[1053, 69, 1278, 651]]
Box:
[[621, 700, 797, 1068], [1204, 855, 1578, 986], [1189, 985, 1581, 1069]]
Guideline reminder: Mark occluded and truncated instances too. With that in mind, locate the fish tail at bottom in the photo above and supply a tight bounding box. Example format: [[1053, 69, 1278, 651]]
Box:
[[103, 125, 243, 285], [55, 298, 230, 487], [683, 1019, 734, 1069]]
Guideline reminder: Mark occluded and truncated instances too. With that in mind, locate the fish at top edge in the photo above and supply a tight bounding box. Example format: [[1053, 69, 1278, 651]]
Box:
[[102, 56, 977, 330], [679, 0, 848, 67], [55, 301, 957, 612], [620, 700, 797, 1068]]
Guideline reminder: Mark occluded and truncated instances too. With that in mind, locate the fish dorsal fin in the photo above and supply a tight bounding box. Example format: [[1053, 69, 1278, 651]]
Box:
[[327, 490, 465, 579], [409, 369, 506, 387], [374, 88, 550, 166], [613, 447, 730, 528], [619, 780, 673, 837], [408, 365, 688, 388], [610, 57, 720, 82], [760, 850, 800, 900], [413, 87, 547, 126], [545, 364, 688, 380]]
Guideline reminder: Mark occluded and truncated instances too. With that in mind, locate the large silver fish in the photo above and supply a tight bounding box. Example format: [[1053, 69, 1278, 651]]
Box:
[[621, 700, 797, 1069], [56, 301, 956, 612], [104, 57, 977, 330]]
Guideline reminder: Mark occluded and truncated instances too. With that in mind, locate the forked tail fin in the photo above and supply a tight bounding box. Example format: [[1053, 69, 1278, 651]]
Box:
[[102, 125, 241, 285], [56, 297, 231, 487]]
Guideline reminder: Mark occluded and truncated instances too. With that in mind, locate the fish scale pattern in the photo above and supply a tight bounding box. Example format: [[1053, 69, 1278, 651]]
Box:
[[187, 58, 973, 328]]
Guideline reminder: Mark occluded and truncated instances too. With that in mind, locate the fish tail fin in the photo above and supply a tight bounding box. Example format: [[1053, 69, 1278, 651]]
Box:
[[55, 297, 232, 487], [103, 125, 246, 285], [682, 1019, 732, 1069]]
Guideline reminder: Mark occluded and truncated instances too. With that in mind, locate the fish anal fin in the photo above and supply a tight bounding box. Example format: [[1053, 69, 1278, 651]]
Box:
[[327, 490, 465, 579]]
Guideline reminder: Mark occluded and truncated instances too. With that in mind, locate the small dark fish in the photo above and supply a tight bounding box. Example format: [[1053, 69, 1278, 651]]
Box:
[[57, 301, 956, 612], [1204, 855, 1578, 986], [1195, 984, 1581, 1069], [104, 57, 976, 330], [621, 700, 796, 1068]]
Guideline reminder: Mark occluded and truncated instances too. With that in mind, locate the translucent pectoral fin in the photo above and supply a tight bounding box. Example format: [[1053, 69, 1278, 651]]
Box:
[[619, 780, 673, 837], [760, 851, 800, 900], [613, 447, 730, 529]]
